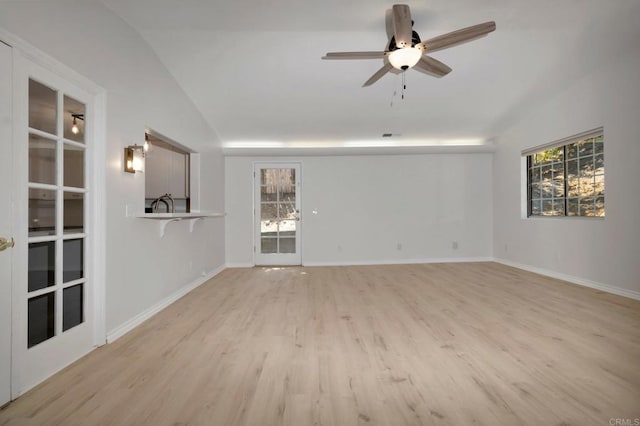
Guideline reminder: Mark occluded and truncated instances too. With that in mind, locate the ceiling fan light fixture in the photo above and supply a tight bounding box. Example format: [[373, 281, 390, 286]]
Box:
[[388, 47, 422, 70]]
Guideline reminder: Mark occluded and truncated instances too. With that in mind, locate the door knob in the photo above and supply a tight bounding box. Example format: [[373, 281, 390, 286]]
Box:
[[0, 237, 15, 252]]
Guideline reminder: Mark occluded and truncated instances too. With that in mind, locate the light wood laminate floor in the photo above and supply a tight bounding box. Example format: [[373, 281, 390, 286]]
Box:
[[1, 262, 639, 425]]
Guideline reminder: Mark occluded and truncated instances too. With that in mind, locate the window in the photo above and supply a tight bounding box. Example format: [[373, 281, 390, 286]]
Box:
[[525, 129, 604, 217]]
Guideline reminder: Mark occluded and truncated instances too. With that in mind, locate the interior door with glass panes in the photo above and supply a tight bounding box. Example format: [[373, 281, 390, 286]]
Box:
[[254, 164, 301, 265], [11, 55, 95, 397]]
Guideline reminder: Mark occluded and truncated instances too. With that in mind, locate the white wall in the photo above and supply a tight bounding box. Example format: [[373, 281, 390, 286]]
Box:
[[493, 51, 640, 297], [226, 153, 493, 266], [0, 1, 225, 334]]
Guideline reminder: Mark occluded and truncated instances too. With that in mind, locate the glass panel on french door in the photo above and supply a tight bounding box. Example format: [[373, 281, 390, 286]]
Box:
[[260, 169, 277, 202], [279, 203, 296, 220], [261, 238, 277, 254], [279, 238, 296, 254], [63, 143, 84, 188], [29, 134, 56, 185], [259, 168, 298, 255], [29, 188, 56, 236], [278, 168, 295, 202], [63, 284, 84, 331], [29, 79, 57, 134], [26, 78, 88, 351], [63, 95, 85, 143], [28, 241, 55, 292], [63, 192, 84, 234], [279, 220, 296, 238], [261, 203, 277, 220], [63, 239, 84, 282], [28, 293, 55, 348]]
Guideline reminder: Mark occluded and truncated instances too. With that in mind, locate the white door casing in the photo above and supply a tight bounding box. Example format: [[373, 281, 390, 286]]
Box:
[[0, 40, 14, 407], [254, 163, 302, 266]]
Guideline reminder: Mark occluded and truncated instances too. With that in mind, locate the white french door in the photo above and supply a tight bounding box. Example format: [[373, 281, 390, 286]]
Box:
[[9, 51, 97, 397], [254, 163, 302, 265], [0, 40, 14, 407]]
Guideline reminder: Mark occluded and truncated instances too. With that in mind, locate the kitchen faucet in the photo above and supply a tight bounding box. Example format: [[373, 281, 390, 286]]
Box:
[[150, 193, 175, 213]]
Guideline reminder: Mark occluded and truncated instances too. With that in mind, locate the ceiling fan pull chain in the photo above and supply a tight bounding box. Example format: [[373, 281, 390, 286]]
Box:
[[390, 75, 400, 107], [402, 72, 406, 100]]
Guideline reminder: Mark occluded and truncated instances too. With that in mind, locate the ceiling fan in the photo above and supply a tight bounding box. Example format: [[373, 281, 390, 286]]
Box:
[[322, 4, 496, 87]]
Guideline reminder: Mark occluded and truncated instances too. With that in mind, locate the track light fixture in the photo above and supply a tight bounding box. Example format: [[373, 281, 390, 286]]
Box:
[[71, 113, 84, 135]]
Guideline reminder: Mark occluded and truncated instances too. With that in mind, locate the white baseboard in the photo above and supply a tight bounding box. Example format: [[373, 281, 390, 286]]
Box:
[[303, 257, 494, 267], [106, 264, 226, 343], [494, 258, 640, 301], [225, 263, 255, 268]]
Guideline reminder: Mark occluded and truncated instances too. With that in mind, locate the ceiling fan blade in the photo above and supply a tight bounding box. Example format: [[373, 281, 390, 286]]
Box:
[[392, 4, 413, 48], [414, 56, 452, 77], [418, 21, 496, 53], [363, 63, 393, 87], [323, 51, 387, 60]]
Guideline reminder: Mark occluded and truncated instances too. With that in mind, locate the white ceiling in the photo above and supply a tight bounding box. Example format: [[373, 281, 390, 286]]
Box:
[[102, 0, 640, 148]]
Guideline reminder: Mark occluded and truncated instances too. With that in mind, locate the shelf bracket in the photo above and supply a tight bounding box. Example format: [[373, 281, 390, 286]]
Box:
[[187, 217, 203, 233], [159, 218, 182, 237]]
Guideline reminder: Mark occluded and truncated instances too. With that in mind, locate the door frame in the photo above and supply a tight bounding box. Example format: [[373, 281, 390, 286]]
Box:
[[0, 28, 107, 399], [0, 39, 13, 408], [253, 162, 302, 266]]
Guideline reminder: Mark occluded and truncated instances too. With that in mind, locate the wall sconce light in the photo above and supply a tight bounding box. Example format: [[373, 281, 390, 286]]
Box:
[[144, 132, 151, 152], [124, 144, 145, 173], [71, 113, 84, 134]]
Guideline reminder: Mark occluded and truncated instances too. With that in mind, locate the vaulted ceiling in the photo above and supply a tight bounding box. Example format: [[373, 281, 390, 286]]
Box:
[[103, 0, 640, 148]]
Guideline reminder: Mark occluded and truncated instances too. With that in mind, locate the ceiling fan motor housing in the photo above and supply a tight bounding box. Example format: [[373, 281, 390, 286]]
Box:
[[388, 30, 422, 52]]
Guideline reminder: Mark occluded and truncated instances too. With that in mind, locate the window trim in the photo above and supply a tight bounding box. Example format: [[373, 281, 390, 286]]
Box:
[[523, 127, 604, 218], [521, 127, 603, 156]]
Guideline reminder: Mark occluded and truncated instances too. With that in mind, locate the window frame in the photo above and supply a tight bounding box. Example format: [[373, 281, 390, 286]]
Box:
[[523, 128, 604, 218]]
